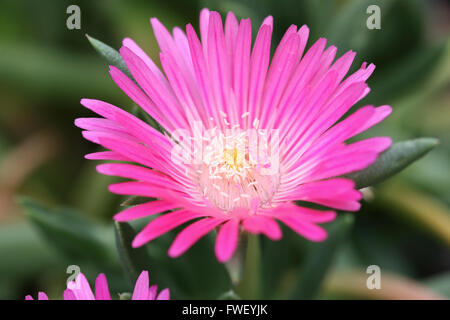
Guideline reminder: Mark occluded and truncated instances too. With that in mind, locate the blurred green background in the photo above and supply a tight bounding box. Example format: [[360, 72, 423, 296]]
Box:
[[0, 0, 449, 300]]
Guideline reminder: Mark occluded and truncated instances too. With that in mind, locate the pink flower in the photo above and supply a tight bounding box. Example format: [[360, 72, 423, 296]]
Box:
[[76, 9, 391, 263], [26, 270, 170, 300]]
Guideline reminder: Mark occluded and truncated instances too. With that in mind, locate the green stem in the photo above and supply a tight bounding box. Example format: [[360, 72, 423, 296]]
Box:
[[236, 234, 261, 299]]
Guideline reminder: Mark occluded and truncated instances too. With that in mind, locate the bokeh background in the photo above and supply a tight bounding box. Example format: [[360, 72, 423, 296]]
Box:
[[0, 0, 449, 299]]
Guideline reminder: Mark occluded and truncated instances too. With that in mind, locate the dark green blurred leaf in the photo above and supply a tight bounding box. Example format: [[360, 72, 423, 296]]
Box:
[[0, 43, 119, 99], [114, 221, 154, 285], [0, 222, 63, 279], [377, 182, 450, 246], [326, 0, 394, 54], [290, 215, 354, 299], [346, 138, 439, 189], [261, 225, 304, 299], [169, 232, 232, 299], [423, 272, 450, 299], [369, 42, 447, 106], [20, 197, 114, 264]]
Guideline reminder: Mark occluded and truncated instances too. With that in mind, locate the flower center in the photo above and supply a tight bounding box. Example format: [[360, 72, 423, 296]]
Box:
[[193, 126, 280, 212]]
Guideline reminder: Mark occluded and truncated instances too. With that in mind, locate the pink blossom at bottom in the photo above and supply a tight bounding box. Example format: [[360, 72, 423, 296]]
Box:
[[25, 270, 169, 300]]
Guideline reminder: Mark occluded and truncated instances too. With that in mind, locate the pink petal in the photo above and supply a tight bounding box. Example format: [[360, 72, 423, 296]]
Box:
[[330, 50, 356, 83], [168, 218, 225, 258], [132, 210, 205, 247], [120, 46, 188, 130], [95, 273, 111, 300], [263, 204, 337, 223], [242, 215, 282, 240], [114, 200, 179, 222], [38, 292, 49, 300], [215, 219, 240, 263], [132, 271, 149, 300], [156, 288, 170, 300], [69, 273, 95, 300], [122, 37, 169, 86], [247, 23, 272, 128], [84, 151, 131, 161], [148, 285, 158, 300], [276, 213, 328, 242], [280, 178, 362, 211], [63, 289, 77, 300], [233, 18, 251, 119]]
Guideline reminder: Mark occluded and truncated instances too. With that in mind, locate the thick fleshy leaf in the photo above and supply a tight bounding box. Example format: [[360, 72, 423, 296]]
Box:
[[20, 197, 114, 263], [290, 215, 354, 299], [86, 35, 132, 79], [345, 138, 439, 189]]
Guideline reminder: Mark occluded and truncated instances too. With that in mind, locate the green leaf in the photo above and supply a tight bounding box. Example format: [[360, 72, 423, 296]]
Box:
[[346, 138, 439, 189], [114, 221, 154, 285], [86, 34, 132, 79], [19, 197, 114, 264], [290, 215, 354, 299]]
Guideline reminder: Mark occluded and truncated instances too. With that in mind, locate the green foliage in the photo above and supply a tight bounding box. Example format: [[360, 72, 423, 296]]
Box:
[[86, 35, 132, 79], [19, 197, 115, 265], [289, 215, 355, 299], [114, 221, 153, 285], [346, 138, 439, 189]]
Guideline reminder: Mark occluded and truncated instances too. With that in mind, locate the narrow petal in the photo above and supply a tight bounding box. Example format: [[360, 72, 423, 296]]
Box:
[[276, 214, 328, 242], [63, 289, 77, 300], [132, 271, 149, 300], [132, 210, 205, 247], [84, 151, 131, 161], [263, 204, 337, 223], [242, 215, 282, 240], [148, 285, 158, 300], [215, 219, 240, 263], [95, 273, 111, 300], [37, 292, 49, 300], [156, 288, 170, 300], [114, 200, 179, 221], [69, 273, 95, 300], [295, 179, 361, 211], [168, 218, 225, 258]]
